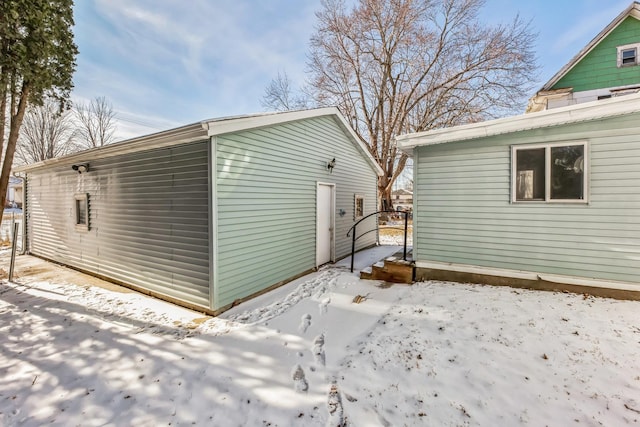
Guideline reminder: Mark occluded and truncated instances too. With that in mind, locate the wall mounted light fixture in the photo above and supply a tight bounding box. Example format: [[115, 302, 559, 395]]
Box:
[[72, 163, 90, 174], [327, 158, 336, 173]]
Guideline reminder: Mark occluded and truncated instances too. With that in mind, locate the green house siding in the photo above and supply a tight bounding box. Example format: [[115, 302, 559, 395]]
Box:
[[26, 141, 211, 308], [413, 113, 640, 284], [214, 116, 378, 309], [552, 17, 640, 92]]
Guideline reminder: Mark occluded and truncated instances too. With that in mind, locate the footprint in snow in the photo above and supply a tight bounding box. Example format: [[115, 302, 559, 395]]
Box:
[[299, 314, 312, 333], [313, 333, 326, 365], [326, 383, 346, 427], [319, 297, 331, 314], [291, 365, 308, 392]]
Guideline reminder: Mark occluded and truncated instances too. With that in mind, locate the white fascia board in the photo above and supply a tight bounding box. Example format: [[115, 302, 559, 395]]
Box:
[[15, 122, 208, 173], [415, 260, 640, 292], [204, 107, 385, 177], [203, 107, 339, 136], [397, 91, 640, 151], [331, 112, 385, 177]]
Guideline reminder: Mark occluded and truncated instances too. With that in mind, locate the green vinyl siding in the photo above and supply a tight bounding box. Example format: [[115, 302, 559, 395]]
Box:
[[552, 17, 640, 91], [214, 116, 378, 309], [27, 141, 211, 308], [413, 112, 640, 284]]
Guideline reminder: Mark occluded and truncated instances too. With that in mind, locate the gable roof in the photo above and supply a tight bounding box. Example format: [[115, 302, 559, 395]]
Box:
[[397, 91, 640, 150], [540, 1, 640, 92], [203, 107, 384, 176], [15, 107, 384, 176]]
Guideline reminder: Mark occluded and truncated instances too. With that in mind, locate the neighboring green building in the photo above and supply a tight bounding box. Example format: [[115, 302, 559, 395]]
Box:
[[528, 2, 640, 112], [398, 93, 640, 298], [16, 108, 383, 314]]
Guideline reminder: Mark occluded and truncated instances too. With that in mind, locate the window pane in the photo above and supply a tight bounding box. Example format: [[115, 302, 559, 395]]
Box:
[[76, 199, 87, 225], [551, 145, 584, 200], [622, 48, 636, 64], [516, 148, 545, 200], [355, 196, 364, 217]]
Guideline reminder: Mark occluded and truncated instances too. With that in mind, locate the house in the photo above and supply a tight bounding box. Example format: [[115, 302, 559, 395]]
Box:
[[527, 1, 640, 112], [15, 107, 383, 314], [397, 93, 640, 299], [391, 188, 413, 212], [6, 176, 23, 209]]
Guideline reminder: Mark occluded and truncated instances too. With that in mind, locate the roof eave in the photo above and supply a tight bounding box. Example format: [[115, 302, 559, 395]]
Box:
[[15, 107, 385, 179], [204, 107, 385, 177], [14, 122, 208, 173], [397, 91, 640, 151]]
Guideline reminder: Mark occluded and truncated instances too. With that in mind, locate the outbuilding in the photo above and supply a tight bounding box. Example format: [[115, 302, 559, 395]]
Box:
[[17, 107, 383, 313], [397, 94, 640, 298]]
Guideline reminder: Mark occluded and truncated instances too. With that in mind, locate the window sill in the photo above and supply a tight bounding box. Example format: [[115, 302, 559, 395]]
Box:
[[75, 224, 89, 232], [512, 200, 589, 205]]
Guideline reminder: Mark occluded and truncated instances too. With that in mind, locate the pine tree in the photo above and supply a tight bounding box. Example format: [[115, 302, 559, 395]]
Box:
[[0, 0, 78, 221]]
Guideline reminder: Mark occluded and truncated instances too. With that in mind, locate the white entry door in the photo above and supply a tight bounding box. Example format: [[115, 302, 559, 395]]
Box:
[[316, 183, 335, 266]]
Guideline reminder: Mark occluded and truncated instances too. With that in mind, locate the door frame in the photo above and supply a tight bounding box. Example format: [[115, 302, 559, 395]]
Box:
[[316, 182, 336, 267]]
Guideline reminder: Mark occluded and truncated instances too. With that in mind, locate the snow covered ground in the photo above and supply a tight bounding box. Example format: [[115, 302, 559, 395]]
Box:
[[1, 247, 639, 426], [378, 223, 413, 246]]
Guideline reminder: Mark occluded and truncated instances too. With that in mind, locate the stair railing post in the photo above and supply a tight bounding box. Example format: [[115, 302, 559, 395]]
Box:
[[403, 210, 408, 261], [350, 222, 356, 273]]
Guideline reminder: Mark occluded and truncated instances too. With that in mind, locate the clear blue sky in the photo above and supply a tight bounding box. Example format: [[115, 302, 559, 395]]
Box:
[[72, 0, 632, 139]]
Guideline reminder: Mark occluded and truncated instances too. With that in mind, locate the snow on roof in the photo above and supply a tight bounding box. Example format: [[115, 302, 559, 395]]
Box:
[[397, 91, 640, 151]]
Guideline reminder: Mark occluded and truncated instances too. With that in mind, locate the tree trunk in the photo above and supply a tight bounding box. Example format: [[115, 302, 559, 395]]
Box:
[[0, 83, 30, 225], [0, 88, 6, 158], [379, 182, 393, 212]]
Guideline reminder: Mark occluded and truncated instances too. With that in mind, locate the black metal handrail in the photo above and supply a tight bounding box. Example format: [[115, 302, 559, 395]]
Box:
[[346, 210, 409, 272]]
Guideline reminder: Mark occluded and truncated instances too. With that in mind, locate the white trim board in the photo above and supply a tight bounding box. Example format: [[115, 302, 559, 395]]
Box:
[[17, 107, 385, 179], [397, 91, 640, 150], [203, 107, 384, 177], [14, 123, 207, 173]]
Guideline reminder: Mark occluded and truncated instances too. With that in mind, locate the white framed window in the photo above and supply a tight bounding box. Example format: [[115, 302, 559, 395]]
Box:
[[511, 142, 587, 203], [75, 193, 89, 231], [354, 194, 364, 219], [617, 43, 640, 67], [622, 48, 636, 65]]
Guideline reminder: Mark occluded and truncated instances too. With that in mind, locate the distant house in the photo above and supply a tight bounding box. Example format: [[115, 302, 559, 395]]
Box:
[[398, 93, 640, 299], [6, 176, 23, 209], [527, 1, 640, 112], [16, 108, 383, 314], [391, 188, 413, 211]]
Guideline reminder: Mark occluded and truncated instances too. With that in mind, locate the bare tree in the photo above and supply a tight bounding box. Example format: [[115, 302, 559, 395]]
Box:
[[261, 71, 310, 111], [306, 0, 538, 209], [74, 96, 117, 148], [16, 101, 77, 165]]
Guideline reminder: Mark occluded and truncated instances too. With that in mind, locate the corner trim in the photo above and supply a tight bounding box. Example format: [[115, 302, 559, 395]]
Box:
[[210, 136, 219, 311]]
